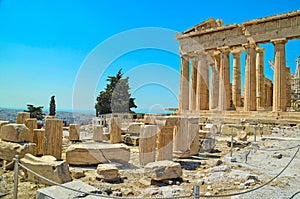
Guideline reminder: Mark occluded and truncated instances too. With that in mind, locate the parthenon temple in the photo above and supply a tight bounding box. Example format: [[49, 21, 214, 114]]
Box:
[[176, 10, 300, 116]]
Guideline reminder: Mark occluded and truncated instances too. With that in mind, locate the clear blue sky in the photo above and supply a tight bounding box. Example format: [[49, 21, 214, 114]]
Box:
[[0, 0, 299, 114]]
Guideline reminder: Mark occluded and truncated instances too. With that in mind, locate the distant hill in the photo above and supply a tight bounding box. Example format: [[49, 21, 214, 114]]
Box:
[[0, 107, 95, 124]]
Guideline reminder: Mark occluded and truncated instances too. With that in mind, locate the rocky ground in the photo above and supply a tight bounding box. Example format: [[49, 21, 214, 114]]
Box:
[[0, 125, 300, 199]]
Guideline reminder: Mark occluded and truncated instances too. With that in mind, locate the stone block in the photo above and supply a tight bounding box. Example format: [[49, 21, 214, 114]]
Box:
[[93, 125, 103, 142], [96, 163, 120, 182], [0, 124, 33, 143], [0, 140, 36, 161], [127, 122, 143, 134], [0, 121, 9, 130], [24, 118, 37, 133], [144, 160, 182, 181], [66, 142, 130, 165], [139, 125, 157, 166], [20, 153, 72, 185], [123, 134, 139, 146], [16, 112, 30, 124], [33, 129, 45, 156], [69, 124, 80, 141], [109, 118, 122, 144]]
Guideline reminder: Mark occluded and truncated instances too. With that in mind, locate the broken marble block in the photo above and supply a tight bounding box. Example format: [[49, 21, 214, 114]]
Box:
[[0, 123, 33, 143], [36, 180, 100, 199], [96, 163, 120, 182], [0, 121, 9, 130], [144, 160, 182, 181], [20, 153, 72, 185], [0, 140, 36, 161], [65, 142, 130, 165]]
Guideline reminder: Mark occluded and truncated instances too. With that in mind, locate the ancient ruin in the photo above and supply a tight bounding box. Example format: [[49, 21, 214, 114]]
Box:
[[176, 10, 300, 118], [1, 10, 300, 199]]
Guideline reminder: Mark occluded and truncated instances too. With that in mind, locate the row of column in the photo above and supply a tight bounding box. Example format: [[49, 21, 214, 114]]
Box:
[[179, 38, 288, 112]]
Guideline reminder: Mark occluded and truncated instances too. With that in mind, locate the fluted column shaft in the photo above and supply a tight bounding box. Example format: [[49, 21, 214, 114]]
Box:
[[232, 50, 242, 108], [189, 56, 198, 111], [272, 38, 287, 112], [179, 55, 189, 112], [196, 53, 209, 110], [244, 44, 257, 111], [256, 48, 265, 108], [218, 48, 231, 111], [209, 52, 220, 110]]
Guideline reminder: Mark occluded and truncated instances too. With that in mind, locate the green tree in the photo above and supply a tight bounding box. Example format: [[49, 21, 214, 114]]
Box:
[[95, 69, 137, 116], [49, 96, 56, 116], [25, 104, 45, 120]]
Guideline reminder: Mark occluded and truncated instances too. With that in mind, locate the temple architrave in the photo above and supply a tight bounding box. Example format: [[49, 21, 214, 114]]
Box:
[[175, 10, 300, 116]]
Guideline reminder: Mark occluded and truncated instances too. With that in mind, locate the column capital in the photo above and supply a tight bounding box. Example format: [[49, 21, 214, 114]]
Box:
[[217, 46, 230, 53], [256, 47, 265, 53], [271, 38, 287, 45], [231, 49, 243, 57], [242, 43, 256, 49], [195, 50, 207, 55], [207, 49, 220, 58], [180, 53, 189, 60]]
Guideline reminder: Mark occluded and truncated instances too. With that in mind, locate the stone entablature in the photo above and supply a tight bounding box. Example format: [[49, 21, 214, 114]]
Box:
[[176, 10, 300, 52]]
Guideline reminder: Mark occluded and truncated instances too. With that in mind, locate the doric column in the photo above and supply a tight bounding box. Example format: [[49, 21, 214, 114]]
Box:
[[286, 67, 291, 107], [179, 55, 189, 112], [196, 53, 209, 110], [218, 47, 231, 111], [209, 51, 220, 110], [272, 38, 287, 112], [189, 56, 198, 111], [231, 49, 242, 108], [244, 43, 257, 111], [256, 48, 265, 109]]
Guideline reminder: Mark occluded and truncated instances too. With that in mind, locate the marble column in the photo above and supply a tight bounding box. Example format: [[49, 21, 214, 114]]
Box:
[[286, 67, 291, 108], [189, 56, 198, 111], [256, 48, 265, 109], [196, 53, 209, 110], [272, 38, 287, 112], [244, 44, 257, 111], [218, 47, 231, 111], [210, 51, 220, 110], [179, 55, 189, 112], [231, 50, 242, 108]]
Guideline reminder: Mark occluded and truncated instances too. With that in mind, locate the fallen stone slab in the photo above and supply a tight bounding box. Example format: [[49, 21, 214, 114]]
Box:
[[0, 123, 33, 143], [144, 160, 182, 181], [96, 163, 120, 182], [36, 180, 104, 199], [0, 140, 36, 161], [65, 142, 130, 165], [20, 153, 72, 185]]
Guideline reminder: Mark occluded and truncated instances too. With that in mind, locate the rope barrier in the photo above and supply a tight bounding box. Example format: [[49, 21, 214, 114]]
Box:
[[198, 145, 300, 198], [289, 191, 300, 199], [18, 162, 192, 199], [13, 142, 300, 198]]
